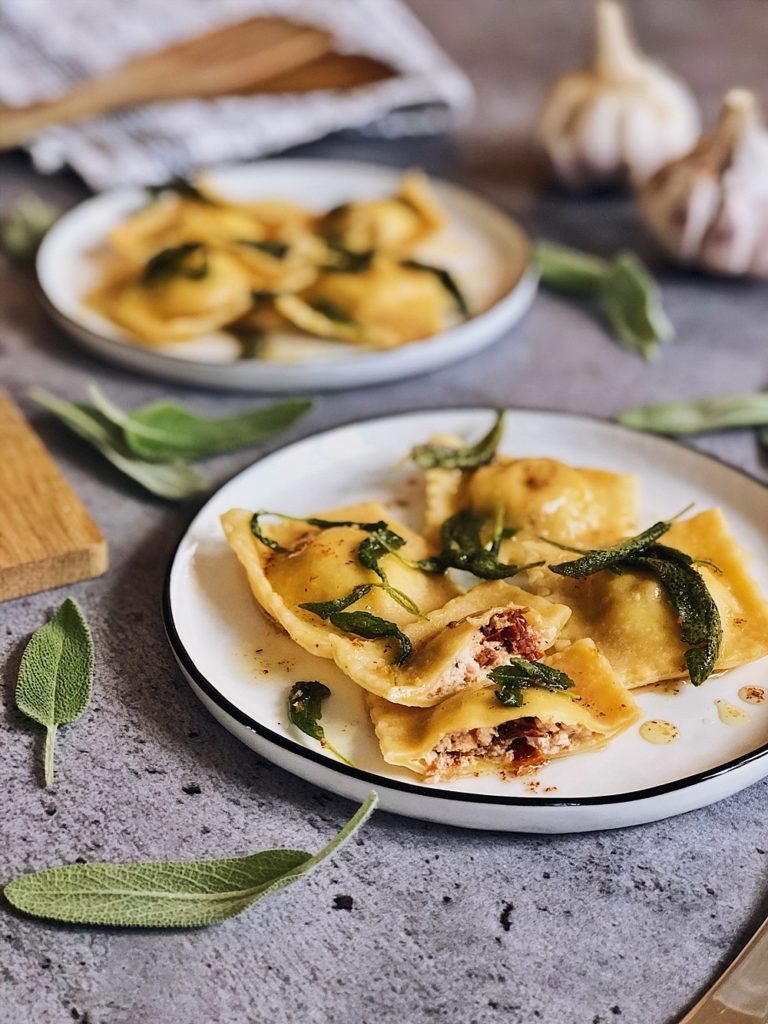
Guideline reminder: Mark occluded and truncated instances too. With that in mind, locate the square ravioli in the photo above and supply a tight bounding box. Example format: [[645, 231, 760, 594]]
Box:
[[368, 639, 640, 781]]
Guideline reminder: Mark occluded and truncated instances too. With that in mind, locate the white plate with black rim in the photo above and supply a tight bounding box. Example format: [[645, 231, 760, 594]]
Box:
[[163, 408, 768, 832], [36, 160, 536, 393]]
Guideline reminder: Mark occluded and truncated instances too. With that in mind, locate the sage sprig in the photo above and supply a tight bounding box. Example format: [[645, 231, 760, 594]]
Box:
[[409, 411, 505, 470], [419, 508, 538, 580], [4, 794, 376, 928], [29, 390, 208, 500], [287, 682, 352, 765], [89, 387, 311, 462], [536, 242, 674, 360], [15, 599, 94, 787], [546, 515, 722, 685], [617, 393, 768, 436], [1, 193, 60, 258], [490, 659, 574, 708]]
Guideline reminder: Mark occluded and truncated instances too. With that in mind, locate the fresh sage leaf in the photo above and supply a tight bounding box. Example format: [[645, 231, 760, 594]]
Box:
[[410, 411, 505, 470], [400, 259, 469, 316], [420, 508, 540, 580], [29, 390, 208, 501], [287, 681, 352, 765], [4, 793, 377, 928], [536, 242, 674, 360], [141, 242, 208, 284], [617, 393, 768, 436], [1, 193, 60, 258], [89, 386, 311, 462], [490, 658, 574, 708], [15, 599, 94, 787]]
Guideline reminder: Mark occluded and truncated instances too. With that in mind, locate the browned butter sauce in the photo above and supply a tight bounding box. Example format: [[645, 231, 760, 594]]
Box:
[[639, 719, 679, 744], [738, 685, 766, 705], [715, 699, 750, 725]]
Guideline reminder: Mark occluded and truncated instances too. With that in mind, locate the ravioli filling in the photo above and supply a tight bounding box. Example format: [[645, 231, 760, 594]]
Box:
[[418, 719, 596, 782]]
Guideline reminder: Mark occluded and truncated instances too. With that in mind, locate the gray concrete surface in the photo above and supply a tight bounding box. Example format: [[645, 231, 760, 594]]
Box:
[[3, 2, 768, 1022]]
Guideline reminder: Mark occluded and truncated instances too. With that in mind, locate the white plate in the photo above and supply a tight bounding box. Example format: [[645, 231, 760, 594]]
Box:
[[163, 409, 768, 832], [37, 160, 536, 392]]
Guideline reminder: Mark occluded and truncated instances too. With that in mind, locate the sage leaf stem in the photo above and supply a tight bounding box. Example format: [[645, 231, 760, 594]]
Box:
[[4, 794, 377, 927], [15, 599, 94, 787]]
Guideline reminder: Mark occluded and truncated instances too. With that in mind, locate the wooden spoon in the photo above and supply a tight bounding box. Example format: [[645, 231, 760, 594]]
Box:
[[0, 17, 334, 149]]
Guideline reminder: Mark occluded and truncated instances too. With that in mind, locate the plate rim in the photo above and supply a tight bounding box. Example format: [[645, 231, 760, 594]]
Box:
[[162, 404, 768, 808], [36, 157, 535, 387]]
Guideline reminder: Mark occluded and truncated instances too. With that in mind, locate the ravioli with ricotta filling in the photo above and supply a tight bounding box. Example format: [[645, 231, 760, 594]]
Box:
[[526, 508, 768, 689], [368, 639, 640, 781], [222, 506, 570, 706]]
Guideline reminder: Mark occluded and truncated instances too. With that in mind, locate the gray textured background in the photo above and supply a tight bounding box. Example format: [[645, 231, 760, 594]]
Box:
[[3, 2, 768, 1022]]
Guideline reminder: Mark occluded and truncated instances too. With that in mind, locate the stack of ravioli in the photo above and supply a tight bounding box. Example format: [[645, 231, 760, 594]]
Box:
[[222, 423, 768, 784]]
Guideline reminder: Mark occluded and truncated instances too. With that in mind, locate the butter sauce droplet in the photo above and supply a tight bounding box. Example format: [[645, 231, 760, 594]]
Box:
[[738, 686, 766, 706], [639, 719, 679, 744], [715, 699, 750, 725]]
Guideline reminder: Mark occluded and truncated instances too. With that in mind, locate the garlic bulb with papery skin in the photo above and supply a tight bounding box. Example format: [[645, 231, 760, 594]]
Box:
[[536, 0, 700, 189], [640, 90, 768, 278]]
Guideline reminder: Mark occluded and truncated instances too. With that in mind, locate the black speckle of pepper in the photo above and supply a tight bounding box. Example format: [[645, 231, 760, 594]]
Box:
[[499, 901, 514, 932], [442, 895, 452, 904], [332, 894, 354, 911], [182, 783, 202, 796], [43, 804, 56, 817], [611, 1008, 622, 1016]]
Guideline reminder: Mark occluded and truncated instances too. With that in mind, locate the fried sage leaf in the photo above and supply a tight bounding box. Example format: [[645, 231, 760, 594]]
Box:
[[4, 794, 376, 928], [300, 585, 374, 618], [400, 259, 469, 316], [145, 176, 215, 205], [490, 659, 574, 708], [287, 681, 352, 765], [89, 386, 311, 462], [420, 508, 539, 580], [357, 532, 422, 617], [236, 239, 290, 259], [251, 512, 392, 555], [301, 598, 412, 666], [409, 411, 505, 470], [617, 393, 768, 435], [15, 599, 94, 787], [30, 390, 208, 501], [547, 519, 674, 578], [142, 242, 209, 283]]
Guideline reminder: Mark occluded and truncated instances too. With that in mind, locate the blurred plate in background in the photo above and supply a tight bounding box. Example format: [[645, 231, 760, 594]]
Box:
[[37, 159, 536, 392]]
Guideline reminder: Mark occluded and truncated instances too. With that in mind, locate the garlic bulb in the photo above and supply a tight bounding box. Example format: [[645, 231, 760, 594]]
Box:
[[536, 0, 700, 188], [640, 89, 768, 277]]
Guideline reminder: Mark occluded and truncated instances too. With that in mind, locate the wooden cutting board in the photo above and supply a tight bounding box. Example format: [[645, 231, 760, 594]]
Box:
[[0, 393, 108, 601]]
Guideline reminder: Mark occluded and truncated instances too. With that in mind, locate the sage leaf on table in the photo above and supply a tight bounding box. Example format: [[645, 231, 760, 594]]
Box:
[[490, 659, 574, 708], [15, 599, 94, 787], [536, 242, 674, 360], [89, 386, 312, 462], [4, 793, 377, 928], [617, 393, 768, 435], [29, 389, 208, 501], [1, 193, 60, 258], [409, 411, 505, 470], [287, 681, 353, 766]]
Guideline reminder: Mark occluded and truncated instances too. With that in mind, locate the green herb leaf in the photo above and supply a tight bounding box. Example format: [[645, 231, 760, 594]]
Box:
[[617, 394, 768, 435], [357, 532, 422, 617], [311, 300, 356, 324], [547, 519, 674, 578], [237, 239, 289, 259], [15, 599, 94, 787], [536, 242, 674, 360], [300, 585, 374, 618], [420, 508, 539, 580], [250, 512, 390, 555], [410, 411, 505, 470], [29, 390, 208, 501], [145, 177, 215, 205], [536, 241, 608, 293], [327, 611, 412, 666], [600, 253, 674, 360], [88, 386, 311, 462], [1, 193, 60, 258], [400, 259, 469, 316], [4, 793, 377, 927], [287, 681, 352, 765], [490, 658, 574, 708], [323, 243, 375, 273], [228, 325, 267, 360], [142, 242, 209, 284]]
